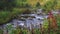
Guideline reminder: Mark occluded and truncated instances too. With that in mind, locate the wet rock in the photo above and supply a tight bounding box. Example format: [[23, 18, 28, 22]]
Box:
[[18, 19, 26, 21]]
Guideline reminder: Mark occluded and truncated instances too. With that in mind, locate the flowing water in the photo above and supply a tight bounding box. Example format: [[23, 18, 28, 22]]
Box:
[[0, 9, 59, 34]]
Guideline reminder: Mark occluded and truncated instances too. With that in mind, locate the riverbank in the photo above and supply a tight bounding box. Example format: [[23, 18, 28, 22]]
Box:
[[0, 8, 28, 24]]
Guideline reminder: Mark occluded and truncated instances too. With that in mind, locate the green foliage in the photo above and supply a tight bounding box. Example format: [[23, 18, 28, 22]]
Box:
[[0, 29, 3, 34], [42, 1, 52, 11], [0, 11, 11, 24], [0, 9, 24, 24], [22, 29, 28, 34], [6, 24, 13, 30], [43, 18, 49, 29], [16, 0, 28, 8], [36, 2, 41, 8], [42, 0, 57, 13], [5, 24, 21, 34], [0, 0, 16, 11], [35, 29, 40, 34], [8, 28, 21, 34], [56, 15, 60, 29], [12, 8, 24, 14]]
